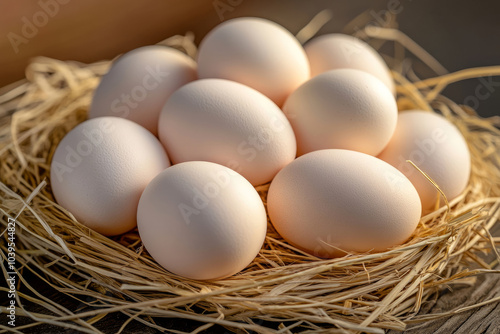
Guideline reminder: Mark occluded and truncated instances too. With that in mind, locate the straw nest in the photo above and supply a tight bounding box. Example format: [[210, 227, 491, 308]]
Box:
[[1, 11, 500, 334]]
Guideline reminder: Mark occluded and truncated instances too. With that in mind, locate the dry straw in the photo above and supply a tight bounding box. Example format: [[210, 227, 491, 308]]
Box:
[[1, 11, 500, 334]]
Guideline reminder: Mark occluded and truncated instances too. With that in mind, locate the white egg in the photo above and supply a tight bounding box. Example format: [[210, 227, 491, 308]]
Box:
[[283, 69, 397, 156], [137, 161, 267, 280], [158, 79, 297, 186], [50, 117, 170, 236], [197, 17, 310, 106], [305, 33, 395, 94], [378, 110, 471, 212], [89, 46, 197, 135], [267, 149, 422, 258]]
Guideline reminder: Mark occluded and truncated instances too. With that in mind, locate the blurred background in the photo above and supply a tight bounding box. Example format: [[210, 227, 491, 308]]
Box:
[[1, 0, 500, 116]]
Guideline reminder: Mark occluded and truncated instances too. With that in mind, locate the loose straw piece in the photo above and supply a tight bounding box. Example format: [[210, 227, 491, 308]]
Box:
[[363, 27, 449, 76], [406, 160, 451, 216], [295, 9, 334, 44], [413, 66, 500, 101]]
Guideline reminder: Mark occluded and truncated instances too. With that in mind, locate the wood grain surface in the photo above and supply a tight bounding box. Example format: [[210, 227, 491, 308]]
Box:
[[389, 222, 500, 334]]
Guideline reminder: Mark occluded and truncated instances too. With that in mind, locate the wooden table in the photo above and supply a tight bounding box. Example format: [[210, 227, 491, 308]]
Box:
[[390, 223, 500, 334]]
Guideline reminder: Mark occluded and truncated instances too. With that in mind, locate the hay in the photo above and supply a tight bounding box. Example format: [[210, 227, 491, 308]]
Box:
[[1, 12, 500, 334]]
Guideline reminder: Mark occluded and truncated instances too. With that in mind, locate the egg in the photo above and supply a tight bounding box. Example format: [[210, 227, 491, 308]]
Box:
[[197, 17, 310, 106], [267, 149, 422, 258], [89, 46, 197, 135], [283, 68, 397, 156], [378, 110, 471, 212], [137, 161, 267, 280], [50, 117, 170, 236], [305, 33, 395, 94], [158, 79, 297, 186]]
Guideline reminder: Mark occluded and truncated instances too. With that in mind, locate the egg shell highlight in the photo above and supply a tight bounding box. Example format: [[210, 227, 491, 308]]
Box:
[[50, 117, 170, 236], [267, 149, 422, 258], [159, 79, 297, 186], [197, 17, 310, 106], [137, 161, 267, 280], [378, 110, 471, 212], [89, 46, 197, 135]]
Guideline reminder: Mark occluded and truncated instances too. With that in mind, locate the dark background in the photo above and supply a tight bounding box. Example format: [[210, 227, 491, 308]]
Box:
[[1, 0, 500, 117], [1, 0, 500, 333]]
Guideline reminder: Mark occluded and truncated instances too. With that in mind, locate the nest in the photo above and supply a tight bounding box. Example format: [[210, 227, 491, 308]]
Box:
[[1, 11, 500, 334]]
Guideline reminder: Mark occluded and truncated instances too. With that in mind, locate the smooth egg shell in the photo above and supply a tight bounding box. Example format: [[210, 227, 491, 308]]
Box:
[[137, 161, 267, 280], [89, 46, 197, 135], [267, 149, 422, 258], [197, 17, 310, 106], [283, 69, 397, 156], [305, 33, 395, 94], [158, 79, 297, 186], [378, 110, 471, 212], [50, 117, 170, 236]]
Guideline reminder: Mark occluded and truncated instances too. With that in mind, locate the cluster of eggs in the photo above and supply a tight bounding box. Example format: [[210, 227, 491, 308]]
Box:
[[50, 17, 471, 280]]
